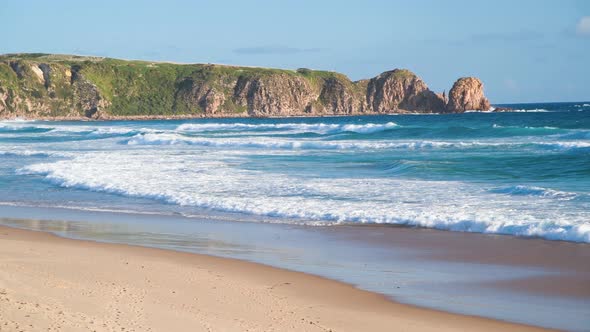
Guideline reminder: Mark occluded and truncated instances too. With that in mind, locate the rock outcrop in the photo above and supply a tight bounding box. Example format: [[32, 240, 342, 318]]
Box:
[[174, 78, 227, 115], [234, 73, 317, 117], [71, 65, 110, 119], [0, 53, 492, 119], [366, 69, 445, 113], [446, 77, 491, 112], [0, 88, 7, 114], [38, 63, 52, 89], [317, 76, 365, 115]]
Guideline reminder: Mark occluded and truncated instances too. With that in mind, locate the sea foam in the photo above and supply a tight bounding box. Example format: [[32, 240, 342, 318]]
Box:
[[176, 122, 398, 134], [19, 152, 590, 243], [489, 185, 578, 200], [4, 108, 590, 244], [0, 150, 67, 157], [125, 133, 590, 153], [509, 109, 551, 113], [126, 133, 456, 150]]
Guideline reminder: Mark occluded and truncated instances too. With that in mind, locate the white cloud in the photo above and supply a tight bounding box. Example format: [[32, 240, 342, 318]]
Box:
[[576, 16, 590, 36]]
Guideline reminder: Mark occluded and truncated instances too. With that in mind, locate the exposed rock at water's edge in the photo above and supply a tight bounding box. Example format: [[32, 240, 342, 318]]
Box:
[[446, 77, 491, 113]]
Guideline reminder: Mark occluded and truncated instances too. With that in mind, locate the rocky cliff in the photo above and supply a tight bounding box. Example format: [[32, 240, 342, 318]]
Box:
[[0, 53, 492, 119]]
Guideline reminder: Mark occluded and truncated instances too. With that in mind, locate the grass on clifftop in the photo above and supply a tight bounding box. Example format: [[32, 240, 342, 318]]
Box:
[[0, 53, 369, 117]]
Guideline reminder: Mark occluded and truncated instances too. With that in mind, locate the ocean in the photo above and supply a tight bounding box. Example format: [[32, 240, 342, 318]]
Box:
[[1, 101, 590, 330], [1, 102, 589, 242]]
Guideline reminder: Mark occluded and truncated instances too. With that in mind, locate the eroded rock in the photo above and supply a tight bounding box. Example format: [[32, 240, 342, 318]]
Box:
[[234, 73, 317, 116], [71, 65, 109, 119], [446, 77, 491, 112], [366, 69, 445, 113]]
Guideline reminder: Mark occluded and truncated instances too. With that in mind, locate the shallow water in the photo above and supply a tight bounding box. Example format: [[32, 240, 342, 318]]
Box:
[[1, 102, 589, 242], [1, 102, 590, 330], [1, 206, 589, 331]]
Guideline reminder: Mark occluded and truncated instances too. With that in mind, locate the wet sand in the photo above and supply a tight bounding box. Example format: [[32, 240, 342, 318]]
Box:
[[0, 225, 551, 332], [331, 225, 590, 298]]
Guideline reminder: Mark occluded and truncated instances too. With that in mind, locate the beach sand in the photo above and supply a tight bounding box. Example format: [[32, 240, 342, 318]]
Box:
[[0, 226, 549, 332]]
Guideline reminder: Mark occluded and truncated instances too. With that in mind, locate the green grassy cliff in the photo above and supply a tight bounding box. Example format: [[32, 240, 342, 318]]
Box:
[[0, 53, 489, 119]]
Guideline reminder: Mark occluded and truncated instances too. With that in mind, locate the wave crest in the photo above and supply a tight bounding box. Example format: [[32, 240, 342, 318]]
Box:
[[0, 150, 67, 157], [176, 122, 398, 134], [489, 185, 578, 200], [18, 156, 590, 243], [125, 133, 590, 153]]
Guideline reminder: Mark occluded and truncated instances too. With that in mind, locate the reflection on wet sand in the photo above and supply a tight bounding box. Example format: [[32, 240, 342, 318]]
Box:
[[1, 205, 589, 331]]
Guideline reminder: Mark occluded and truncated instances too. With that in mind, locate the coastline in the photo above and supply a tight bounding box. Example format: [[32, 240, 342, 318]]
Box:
[[1, 54, 491, 120], [0, 110, 451, 122], [0, 104, 556, 121], [0, 225, 550, 332]]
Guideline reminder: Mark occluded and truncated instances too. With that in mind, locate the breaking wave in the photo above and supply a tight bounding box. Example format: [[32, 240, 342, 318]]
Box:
[[125, 132, 590, 153], [176, 122, 399, 134], [489, 185, 578, 200], [18, 155, 590, 243], [3, 105, 590, 244], [125, 133, 456, 150], [0, 150, 68, 158], [1, 122, 145, 137], [509, 109, 551, 113]]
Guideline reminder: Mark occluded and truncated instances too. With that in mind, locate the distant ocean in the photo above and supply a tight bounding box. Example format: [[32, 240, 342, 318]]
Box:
[[1, 102, 589, 242]]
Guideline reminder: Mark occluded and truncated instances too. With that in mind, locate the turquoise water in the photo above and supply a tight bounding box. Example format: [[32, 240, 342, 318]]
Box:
[[1, 102, 589, 242]]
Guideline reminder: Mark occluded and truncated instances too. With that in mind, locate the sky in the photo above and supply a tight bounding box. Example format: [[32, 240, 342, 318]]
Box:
[[1, 0, 588, 103]]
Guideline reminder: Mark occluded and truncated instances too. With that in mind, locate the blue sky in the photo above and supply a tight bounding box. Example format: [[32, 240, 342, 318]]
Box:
[[1, 0, 588, 103]]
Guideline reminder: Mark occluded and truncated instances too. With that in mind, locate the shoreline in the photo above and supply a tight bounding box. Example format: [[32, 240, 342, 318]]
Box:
[[1, 107, 589, 330], [0, 112, 436, 122], [0, 108, 515, 122], [1, 104, 575, 122], [1, 203, 589, 330], [0, 201, 588, 246], [0, 224, 550, 331]]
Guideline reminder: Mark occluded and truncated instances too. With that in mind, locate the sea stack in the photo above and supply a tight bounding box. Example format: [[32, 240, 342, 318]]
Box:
[[446, 77, 491, 112]]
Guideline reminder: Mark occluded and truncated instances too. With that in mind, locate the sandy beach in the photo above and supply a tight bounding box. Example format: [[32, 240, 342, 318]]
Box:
[[2, 1, 589, 331], [0, 225, 551, 332]]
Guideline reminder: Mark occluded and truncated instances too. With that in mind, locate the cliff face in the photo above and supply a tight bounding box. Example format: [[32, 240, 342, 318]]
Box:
[[234, 73, 317, 117], [0, 54, 491, 119], [71, 65, 111, 118]]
